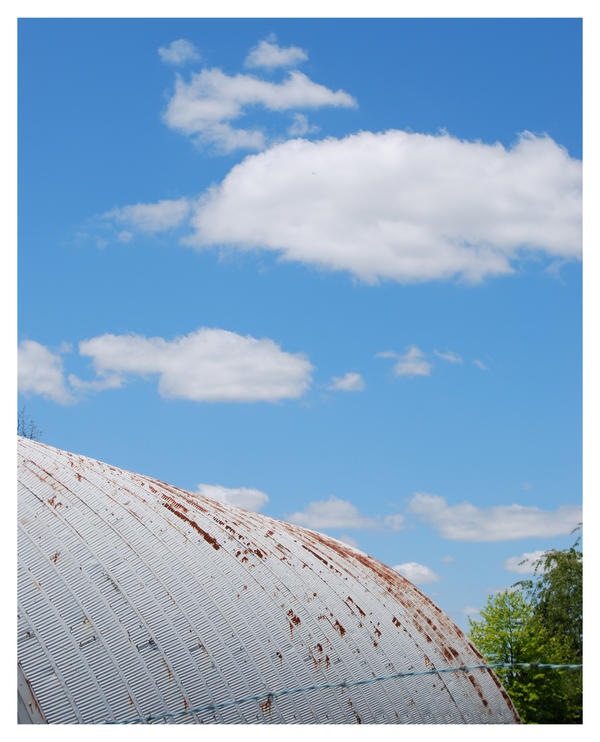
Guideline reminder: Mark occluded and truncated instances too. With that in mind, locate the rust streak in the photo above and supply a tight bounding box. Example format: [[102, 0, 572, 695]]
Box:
[[161, 502, 220, 550], [301, 544, 329, 566]]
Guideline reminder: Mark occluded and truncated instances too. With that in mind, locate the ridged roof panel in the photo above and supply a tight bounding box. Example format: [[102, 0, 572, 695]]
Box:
[[17, 436, 519, 724]]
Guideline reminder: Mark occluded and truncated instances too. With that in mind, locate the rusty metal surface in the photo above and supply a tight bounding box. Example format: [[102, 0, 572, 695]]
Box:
[[17, 436, 519, 724]]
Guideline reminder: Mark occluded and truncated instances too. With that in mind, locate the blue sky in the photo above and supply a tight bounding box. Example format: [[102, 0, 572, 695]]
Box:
[[18, 17, 582, 630]]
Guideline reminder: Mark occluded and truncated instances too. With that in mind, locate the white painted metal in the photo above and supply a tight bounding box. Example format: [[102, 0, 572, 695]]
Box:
[[17, 436, 519, 724]]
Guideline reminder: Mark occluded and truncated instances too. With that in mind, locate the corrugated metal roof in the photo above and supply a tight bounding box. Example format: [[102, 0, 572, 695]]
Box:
[[17, 436, 519, 724]]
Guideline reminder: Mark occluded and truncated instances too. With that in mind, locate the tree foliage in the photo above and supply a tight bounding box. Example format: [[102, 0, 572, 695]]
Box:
[[468, 531, 582, 724], [517, 528, 582, 660]]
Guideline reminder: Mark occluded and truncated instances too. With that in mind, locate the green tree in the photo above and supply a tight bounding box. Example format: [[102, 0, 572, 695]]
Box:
[[515, 529, 582, 723], [517, 529, 582, 660], [468, 590, 566, 723]]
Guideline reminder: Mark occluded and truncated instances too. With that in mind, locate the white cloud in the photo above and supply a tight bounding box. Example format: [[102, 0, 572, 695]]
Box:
[[163, 68, 356, 153], [441, 555, 455, 563], [434, 349, 463, 363], [245, 37, 308, 69], [522, 482, 534, 491], [504, 550, 548, 574], [287, 113, 319, 137], [68, 372, 124, 393], [393, 562, 441, 585], [287, 495, 405, 532], [383, 513, 406, 531], [407, 492, 582, 542], [77, 328, 313, 403], [473, 359, 488, 370], [187, 130, 581, 282], [195, 483, 269, 512], [377, 346, 432, 376], [158, 39, 201, 66], [18, 341, 74, 405], [105, 198, 191, 233], [328, 372, 365, 392], [287, 495, 378, 530], [462, 606, 480, 617]]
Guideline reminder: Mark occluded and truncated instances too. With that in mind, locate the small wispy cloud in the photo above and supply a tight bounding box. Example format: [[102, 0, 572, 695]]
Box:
[[287, 495, 405, 532], [158, 39, 201, 66], [434, 349, 463, 364], [328, 372, 365, 392], [377, 346, 432, 377], [287, 495, 378, 531], [195, 483, 269, 512], [473, 359, 488, 371], [245, 35, 308, 69], [104, 198, 191, 233], [462, 605, 480, 617], [393, 562, 441, 585], [287, 112, 319, 137]]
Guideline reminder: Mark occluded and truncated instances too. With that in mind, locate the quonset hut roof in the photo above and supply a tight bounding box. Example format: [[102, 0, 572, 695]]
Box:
[[17, 437, 519, 724]]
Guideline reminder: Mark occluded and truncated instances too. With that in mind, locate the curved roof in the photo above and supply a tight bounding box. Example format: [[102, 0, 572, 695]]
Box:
[[17, 436, 519, 724]]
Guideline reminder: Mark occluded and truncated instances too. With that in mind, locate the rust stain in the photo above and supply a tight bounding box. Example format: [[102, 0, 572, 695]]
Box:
[[163, 659, 172, 681], [52, 551, 60, 564], [355, 715, 362, 724], [333, 620, 346, 637], [392, 616, 401, 628], [287, 609, 301, 627], [161, 502, 220, 550], [75, 473, 82, 481], [276, 651, 283, 664], [260, 695, 273, 716], [183, 698, 188, 710], [47, 495, 63, 509], [128, 694, 134, 707]]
